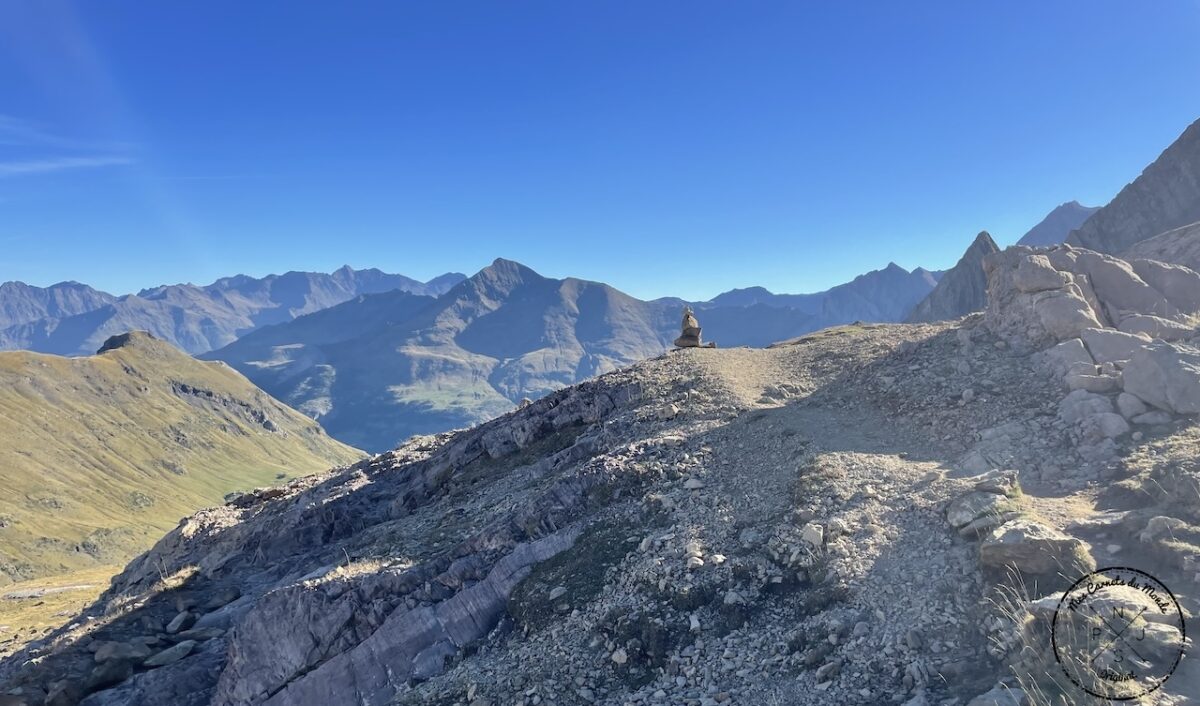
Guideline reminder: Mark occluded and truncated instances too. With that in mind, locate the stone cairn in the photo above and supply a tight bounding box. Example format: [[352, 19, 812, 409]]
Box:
[[673, 306, 716, 348]]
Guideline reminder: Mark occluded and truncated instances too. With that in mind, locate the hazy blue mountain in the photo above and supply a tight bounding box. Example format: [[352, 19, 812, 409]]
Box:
[[0, 281, 116, 329], [0, 267, 465, 356], [208, 259, 945, 451], [705, 263, 941, 322], [208, 260, 678, 451], [1016, 201, 1099, 247]]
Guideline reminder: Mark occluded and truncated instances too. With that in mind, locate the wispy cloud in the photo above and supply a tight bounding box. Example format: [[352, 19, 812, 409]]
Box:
[[0, 114, 128, 152], [0, 155, 133, 177], [0, 115, 134, 178]]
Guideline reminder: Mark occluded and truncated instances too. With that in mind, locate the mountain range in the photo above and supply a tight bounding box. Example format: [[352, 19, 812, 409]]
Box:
[[0, 267, 466, 357], [204, 259, 946, 451]]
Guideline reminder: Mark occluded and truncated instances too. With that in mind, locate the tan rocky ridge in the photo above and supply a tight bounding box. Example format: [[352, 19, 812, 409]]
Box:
[[2, 247, 1200, 705]]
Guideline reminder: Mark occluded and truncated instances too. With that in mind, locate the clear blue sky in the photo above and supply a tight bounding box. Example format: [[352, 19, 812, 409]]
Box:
[[2, 2, 1199, 300]]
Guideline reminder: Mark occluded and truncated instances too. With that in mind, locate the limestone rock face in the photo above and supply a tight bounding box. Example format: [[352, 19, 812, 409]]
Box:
[[1121, 342, 1200, 414], [1079, 328, 1151, 365], [906, 231, 999, 323], [1068, 118, 1200, 254], [1130, 258, 1200, 311], [983, 245, 1200, 351], [1124, 220, 1200, 270]]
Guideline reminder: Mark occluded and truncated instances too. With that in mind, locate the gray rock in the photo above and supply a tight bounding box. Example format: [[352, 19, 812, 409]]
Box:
[[1039, 338, 1093, 377], [1034, 287, 1104, 343], [1080, 327, 1150, 364], [93, 641, 152, 664], [1132, 410, 1174, 425], [1116, 392, 1149, 419], [946, 492, 1016, 529], [1091, 412, 1130, 438], [165, 611, 196, 635], [1117, 313, 1195, 341], [980, 518, 1094, 578], [1130, 258, 1200, 312], [1065, 372, 1119, 393], [1121, 342, 1200, 414], [1073, 251, 1175, 320], [1057, 389, 1114, 425], [143, 640, 197, 668], [1013, 254, 1067, 293]]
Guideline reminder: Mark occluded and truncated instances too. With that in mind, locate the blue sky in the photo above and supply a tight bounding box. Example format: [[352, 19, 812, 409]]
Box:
[[1, 2, 1199, 301]]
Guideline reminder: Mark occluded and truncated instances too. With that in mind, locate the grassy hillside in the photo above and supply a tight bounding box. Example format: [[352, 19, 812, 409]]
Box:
[[0, 331, 363, 584]]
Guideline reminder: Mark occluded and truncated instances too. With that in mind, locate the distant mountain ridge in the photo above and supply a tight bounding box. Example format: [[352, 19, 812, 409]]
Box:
[[0, 280, 116, 329], [0, 267, 466, 356], [705, 263, 942, 321], [1015, 201, 1099, 247], [208, 258, 943, 451]]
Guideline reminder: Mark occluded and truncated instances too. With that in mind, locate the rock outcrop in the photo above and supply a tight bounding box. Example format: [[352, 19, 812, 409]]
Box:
[[983, 244, 1200, 351], [982, 244, 1200, 468], [906, 231, 999, 323], [1123, 219, 1200, 270], [1067, 118, 1200, 254]]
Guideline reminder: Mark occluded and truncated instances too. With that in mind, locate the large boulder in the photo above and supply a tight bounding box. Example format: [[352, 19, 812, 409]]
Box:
[[1130, 258, 1200, 312], [1071, 251, 1176, 321], [980, 518, 1095, 590], [1079, 327, 1151, 364], [1034, 286, 1104, 343], [1013, 254, 1067, 293], [1121, 342, 1200, 414], [1037, 338, 1094, 377], [1117, 314, 1195, 341], [1057, 389, 1114, 425]]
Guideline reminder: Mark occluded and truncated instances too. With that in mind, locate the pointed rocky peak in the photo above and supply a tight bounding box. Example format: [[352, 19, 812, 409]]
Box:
[[464, 259, 547, 295], [905, 231, 1000, 323]]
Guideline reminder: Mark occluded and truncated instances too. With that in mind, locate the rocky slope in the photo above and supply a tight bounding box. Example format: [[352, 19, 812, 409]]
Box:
[[1067, 118, 1200, 254], [0, 332, 362, 587], [905, 232, 999, 323], [1014, 201, 1098, 248], [0, 267, 465, 357], [1123, 220, 1200, 271], [5, 246, 1199, 705]]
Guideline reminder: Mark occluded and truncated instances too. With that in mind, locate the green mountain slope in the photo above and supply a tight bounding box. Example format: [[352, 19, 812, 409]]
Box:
[[0, 332, 363, 584]]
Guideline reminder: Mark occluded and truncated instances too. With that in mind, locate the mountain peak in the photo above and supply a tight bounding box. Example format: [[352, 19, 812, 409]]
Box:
[[96, 330, 163, 355]]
